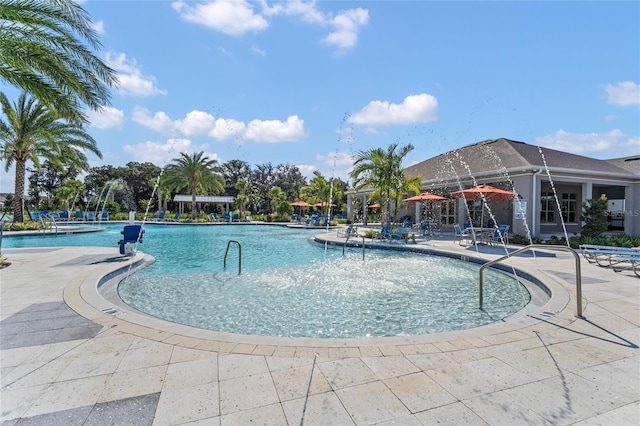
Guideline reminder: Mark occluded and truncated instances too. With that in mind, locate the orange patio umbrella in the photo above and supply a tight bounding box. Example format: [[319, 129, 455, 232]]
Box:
[[449, 184, 521, 226], [312, 201, 336, 207], [449, 184, 520, 201], [402, 192, 448, 202], [368, 203, 381, 208], [290, 200, 309, 207]]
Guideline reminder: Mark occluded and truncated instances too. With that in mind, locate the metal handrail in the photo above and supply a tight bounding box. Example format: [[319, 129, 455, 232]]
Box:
[[479, 244, 583, 318], [343, 235, 366, 260], [223, 240, 242, 275]]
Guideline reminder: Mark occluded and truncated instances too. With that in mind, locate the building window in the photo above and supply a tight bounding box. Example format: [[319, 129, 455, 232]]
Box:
[[440, 200, 456, 226], [540, 192, 555, 223], [466, 200, 483, 225], [561, 193, 578, 223]]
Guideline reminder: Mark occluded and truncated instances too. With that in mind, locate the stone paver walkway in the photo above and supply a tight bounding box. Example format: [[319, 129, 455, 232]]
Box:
[[1, 231, 638, 425]]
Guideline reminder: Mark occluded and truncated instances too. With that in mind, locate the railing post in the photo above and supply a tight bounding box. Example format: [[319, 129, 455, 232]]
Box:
[[479, 244, 583, 318], [224, 240, 242, 275]]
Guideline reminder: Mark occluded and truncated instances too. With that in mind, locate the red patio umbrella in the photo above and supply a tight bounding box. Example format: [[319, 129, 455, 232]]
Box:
[[449, 184, 521, 227]]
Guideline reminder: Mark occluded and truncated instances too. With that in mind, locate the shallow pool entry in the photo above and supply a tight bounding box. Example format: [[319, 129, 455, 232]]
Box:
[[118, 251, 530, 338]]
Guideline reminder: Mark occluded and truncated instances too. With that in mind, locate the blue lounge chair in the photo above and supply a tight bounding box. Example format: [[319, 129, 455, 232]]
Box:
[[29, 211, 40, 220], [224, 212, 231, 222], [170, 212, 180, 222], [100, 211, 109, 221], [86, 212, 95, 221], [75, 211, 84, 221], [59, 210, 70, 221], [118, 224, 144, 256], [233, 213, 240, 222]]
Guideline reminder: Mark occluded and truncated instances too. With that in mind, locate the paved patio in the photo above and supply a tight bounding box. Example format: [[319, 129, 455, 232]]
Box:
[[1, 230, 638, 425]]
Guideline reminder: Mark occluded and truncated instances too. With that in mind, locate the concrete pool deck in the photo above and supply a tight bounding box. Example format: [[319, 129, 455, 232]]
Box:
[[1, 231, 638, 425]]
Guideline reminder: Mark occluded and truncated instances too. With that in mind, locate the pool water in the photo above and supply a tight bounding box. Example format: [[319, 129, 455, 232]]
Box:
[[4, 223, 531, 338]]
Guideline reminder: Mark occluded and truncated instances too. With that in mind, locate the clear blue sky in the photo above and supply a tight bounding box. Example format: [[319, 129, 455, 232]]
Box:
[[1, 0, 639, 194]]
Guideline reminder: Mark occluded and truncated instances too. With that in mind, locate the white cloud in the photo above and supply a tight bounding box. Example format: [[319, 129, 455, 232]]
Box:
[[251, 44, 266, 56], [262, 0, 326, 25], [91, 20, 106, 35], [133, 108, 307, 143], [245, 115, 306, 142], [172, 0, 268, 36], [604, 81, 640, 106], [176, 110, 217, 136], [322, 8, 369, 54], [535, 129, 640, 156], [86, 106, 124, 129], [296, 164, 317, 181], [123, 138, 220, 166], [316, 151, 353, 168], [348, 94, 439, 126], [174, 0, 369, 54], [105, 52, 166, 97], [210, 118, 247, 141], [132, 107, 176, 135]]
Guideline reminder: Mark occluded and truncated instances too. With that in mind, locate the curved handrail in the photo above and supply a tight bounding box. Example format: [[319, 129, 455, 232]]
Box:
[[343, 235, 366, 260], [224, 240, 242, 275], [479, 244, 583, 318]]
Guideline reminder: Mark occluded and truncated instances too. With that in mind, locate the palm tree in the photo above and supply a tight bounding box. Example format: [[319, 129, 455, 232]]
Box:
[[0, 0, 117, 123], [234, 180, 250, 219], [0, 92, 102, 222], [163, 151, 224, 217], [267, 186, 285, 214], [350, 143, 416, 226]]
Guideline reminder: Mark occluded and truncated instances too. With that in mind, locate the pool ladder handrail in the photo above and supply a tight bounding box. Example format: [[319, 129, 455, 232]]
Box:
[[343, 234, 366, 260], [38, 213, 58, 235], [479, 244, 583, 318], [224, 240, 242, 275]]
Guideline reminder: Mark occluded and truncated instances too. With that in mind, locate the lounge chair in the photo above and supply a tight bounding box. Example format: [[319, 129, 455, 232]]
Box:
[[611, 253, 640, 277], [75, 211, 84, 221], [59, 210, 70, 221], [224, 212, 231, 222], [169, 212, 180, 222], [86, 212, 95, 221], [233, 213, 240, 222], [454, 224, 472, 245], [580, 244, 640, 267], [100, 211, 109, 221], [118, 224, 144, 256], [245, 215, 252, 222]]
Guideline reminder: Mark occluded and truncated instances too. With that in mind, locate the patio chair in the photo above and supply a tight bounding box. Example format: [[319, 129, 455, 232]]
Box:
[[86, 212, 95, 221], [376, 225, 392, 241], [118, 224, 144, 256], [59, 210, 70, 221], [211, 212, 219, 221], [453, 224, 472, 245], [489, 225, 510, 246], [75, 211, 84, 221]]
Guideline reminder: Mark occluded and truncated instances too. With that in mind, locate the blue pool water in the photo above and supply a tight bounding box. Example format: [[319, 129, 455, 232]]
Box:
[[4, 223, 531, 338]]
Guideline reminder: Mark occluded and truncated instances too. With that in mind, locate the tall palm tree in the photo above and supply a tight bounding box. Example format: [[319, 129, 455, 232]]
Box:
[[163, 151, 224, 217], [350, 143, 416, 226], [0, 92, 102, 221], [0, 0, 117, 123]]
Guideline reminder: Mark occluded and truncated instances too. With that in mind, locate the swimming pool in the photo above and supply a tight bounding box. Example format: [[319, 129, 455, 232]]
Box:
[[4, 223, 532, 338]]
